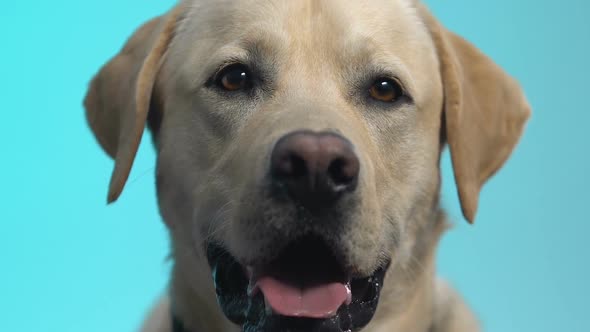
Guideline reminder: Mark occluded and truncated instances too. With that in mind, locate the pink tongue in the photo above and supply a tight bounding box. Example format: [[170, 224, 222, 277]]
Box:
[[256, 276, 350, 318]]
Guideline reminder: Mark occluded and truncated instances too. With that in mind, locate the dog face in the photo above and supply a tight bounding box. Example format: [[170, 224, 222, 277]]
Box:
[[84, 1, 530, 331]]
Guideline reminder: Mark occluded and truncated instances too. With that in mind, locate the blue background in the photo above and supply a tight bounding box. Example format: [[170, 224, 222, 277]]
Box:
[[1, 0, 588, 331]]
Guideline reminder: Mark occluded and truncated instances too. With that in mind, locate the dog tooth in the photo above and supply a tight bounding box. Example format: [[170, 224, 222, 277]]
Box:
[[345, 282, 352, 305]]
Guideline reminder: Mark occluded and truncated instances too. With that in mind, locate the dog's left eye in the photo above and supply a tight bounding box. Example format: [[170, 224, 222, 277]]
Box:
[[369, 78, 404, 103], [216, 64, 251, 91]]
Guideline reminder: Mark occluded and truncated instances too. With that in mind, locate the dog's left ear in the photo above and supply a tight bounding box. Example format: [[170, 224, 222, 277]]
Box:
[[84, 4, 185, 203], [419, 5, 531, 223]]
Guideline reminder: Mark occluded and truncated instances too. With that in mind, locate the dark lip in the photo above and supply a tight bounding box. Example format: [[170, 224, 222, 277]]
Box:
[[206, 237, 391, 332]]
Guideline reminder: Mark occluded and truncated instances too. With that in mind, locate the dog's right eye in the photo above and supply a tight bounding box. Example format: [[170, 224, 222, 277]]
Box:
[[215, 64, 251, 91], [369, 78, 404, 103]]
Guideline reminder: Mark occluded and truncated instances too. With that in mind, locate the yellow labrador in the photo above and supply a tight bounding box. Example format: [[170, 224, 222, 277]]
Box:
[[84, 0, 530, 331]]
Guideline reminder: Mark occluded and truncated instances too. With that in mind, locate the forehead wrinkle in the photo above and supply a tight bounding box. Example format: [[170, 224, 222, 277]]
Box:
[[278, 0, 424, 65], [281, 0, 351, 56], [238, 26, 289, 60]]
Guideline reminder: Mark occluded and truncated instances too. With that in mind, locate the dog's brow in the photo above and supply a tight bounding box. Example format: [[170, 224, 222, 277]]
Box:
[[343, 36, 416, 98], [239, 29, 287, 59]]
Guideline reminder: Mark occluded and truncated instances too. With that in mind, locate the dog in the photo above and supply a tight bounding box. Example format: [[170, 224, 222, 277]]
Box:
[[84, 0, 530, 331]]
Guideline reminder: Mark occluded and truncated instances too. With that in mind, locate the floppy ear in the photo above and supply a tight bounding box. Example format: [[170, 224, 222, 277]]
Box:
[[84, 4, 185, 203], [419, 5, 531, 223]]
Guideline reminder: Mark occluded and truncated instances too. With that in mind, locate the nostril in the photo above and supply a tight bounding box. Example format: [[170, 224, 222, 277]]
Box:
[[289, 154, 308, 178], [327, 156, 359, 190], [328, 158, 350, 184]]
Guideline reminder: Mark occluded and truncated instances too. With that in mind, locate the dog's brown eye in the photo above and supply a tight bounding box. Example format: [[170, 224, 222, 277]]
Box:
[[369, 78, 403, 103], [217, 64, 250, 91]]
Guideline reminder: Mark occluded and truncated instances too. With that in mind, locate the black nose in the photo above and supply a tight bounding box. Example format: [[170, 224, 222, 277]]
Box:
[[270, 130, 360, 210]]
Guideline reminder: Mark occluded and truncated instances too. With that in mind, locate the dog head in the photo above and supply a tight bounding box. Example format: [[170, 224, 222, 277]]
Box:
[[85, 1, 530, 331]]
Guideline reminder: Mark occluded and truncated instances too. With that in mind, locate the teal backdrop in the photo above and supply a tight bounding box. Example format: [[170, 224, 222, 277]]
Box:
[[1, 0, 588, 331]]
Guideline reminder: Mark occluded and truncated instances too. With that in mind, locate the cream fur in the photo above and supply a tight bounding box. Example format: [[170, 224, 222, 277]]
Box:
[[84, 1, 530, 331]]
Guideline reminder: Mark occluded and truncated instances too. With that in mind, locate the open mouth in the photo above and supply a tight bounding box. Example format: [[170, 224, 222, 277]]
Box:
[[206, 236, 389, 332]]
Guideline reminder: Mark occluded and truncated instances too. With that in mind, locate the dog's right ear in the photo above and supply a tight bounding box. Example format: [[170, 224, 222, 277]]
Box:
[[84, 4, 185, 203]]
